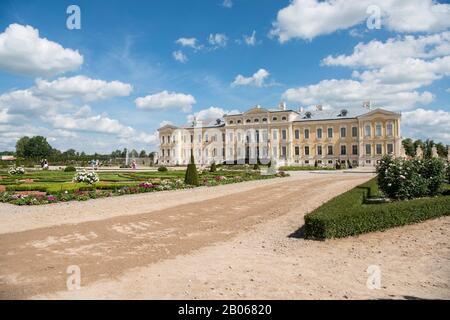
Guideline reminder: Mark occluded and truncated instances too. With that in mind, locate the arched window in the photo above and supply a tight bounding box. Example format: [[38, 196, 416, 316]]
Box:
[[246, 119, 251, 123], [254, 118, 259, 122], [272, 117, 278, 121], [262, 118, 267, 122], [282, 116, 287, 121]]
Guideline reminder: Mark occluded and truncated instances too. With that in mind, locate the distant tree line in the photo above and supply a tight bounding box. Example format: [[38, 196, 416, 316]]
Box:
[[3, 136, 156, 164], [402, 138, 448, 159]]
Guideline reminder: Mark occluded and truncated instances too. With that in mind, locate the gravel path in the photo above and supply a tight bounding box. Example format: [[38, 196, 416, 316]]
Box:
[[1, 172, 448, 300]]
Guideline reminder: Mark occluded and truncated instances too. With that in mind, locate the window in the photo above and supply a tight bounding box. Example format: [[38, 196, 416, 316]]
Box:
[[376, 144, 382, 155], [365, 144, 371, 155], [317, 128, 322, 139], [352, 126, 358, 137], [340, 127, 346, 138], [387, 143, 394, 154], [281, 146, 287, 157], [162, 149, 165, 156], [376, 124, 382, 137], [254, 118, 259, 122], [317, 145, 322, 156], [198, 134, 201, 142], [205, 133, 209, 142], [228, 133, 233, 142], [340, 145, 347, 155], [282, 130, 287, 140], [304, 129, 310, 139], [327, 128, 333, 138], [246, 119, 251, 123], [162, 136, 165, 144], [327, 145, 333, 155], [237, 132, 242, 142], [352, 145, 358, 155], [295, 130, 300, 139], [229, 121, 234, 124], [272, 117, 277, 121], [237, 120, 242, 124], [262, 118, 267, 122], [387, 123, 393, 137], [365, 125, 371, 137], [295, 146, 300, 156], [305, 146, 310, 156], [282, 116, 287, 121], [272, 130, 278, 140]]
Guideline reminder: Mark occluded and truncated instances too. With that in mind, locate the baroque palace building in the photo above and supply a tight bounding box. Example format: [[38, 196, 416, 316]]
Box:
[[158, 103, 402, 167]]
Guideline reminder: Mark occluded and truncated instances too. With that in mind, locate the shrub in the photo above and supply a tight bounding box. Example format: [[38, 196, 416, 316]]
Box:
[[304, 178, 450, 239], [184, 154, 199, 186], [73, 170, 99, 185], [377, 155, 445, 199], [253, 163, 260, 170], [210, 162, 217, 172], [445, 162, 450, 183], [64, 166, 77, 172], [158, 166, 168, 172], [8, 166, 25, 175]]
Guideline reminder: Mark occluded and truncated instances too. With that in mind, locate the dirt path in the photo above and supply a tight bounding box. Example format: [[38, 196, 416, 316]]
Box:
[[1, 172, 448, 299]]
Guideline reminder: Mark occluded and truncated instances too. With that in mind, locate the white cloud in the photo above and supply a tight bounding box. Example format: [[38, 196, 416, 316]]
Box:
[[0, 23, 83, 76], [172, 50, 188, 63], [135, 91, 196, 112], [208, 33, 228, 48], [159, 120, 173, 128], [283, 79, 434, 110], [243, 30, 258, 46], [222, 0, 233, 8], [232, 69, 270, 87], [323, 32, 450, 68], [186, 106, 240, 123], [402, 108, 450, 143], [270, 0, 450, 42], [34, 76, 132, 102], [175, 37, 201, 50]]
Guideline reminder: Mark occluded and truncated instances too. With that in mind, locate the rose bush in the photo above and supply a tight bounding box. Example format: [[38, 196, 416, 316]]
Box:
[[377, 155, 445, 199]]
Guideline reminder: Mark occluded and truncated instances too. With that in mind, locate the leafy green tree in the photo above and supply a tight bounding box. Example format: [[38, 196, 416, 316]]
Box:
[[435, 142, 448, 158], [139, 150, 147, 158], [15, 136, 30, 157], [185, 153, 199, 185], [423, 139, 434, 159], [402, 138, 415, 157], [24, 136, 53, 158]]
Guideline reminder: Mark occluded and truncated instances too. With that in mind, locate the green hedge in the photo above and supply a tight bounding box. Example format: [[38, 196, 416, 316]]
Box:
[[304, 179, 450, 239]]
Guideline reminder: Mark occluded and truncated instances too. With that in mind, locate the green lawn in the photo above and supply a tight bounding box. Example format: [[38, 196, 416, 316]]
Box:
[[304, 179, 450, 239]]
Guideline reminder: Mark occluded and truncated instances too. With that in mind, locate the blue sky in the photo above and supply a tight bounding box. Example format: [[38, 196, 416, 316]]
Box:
[[0, 0, 449, 153]]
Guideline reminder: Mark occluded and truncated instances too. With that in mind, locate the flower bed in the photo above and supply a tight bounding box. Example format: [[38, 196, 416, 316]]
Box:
[[8, 167, 25, 175], [0, 171, 288, 206]]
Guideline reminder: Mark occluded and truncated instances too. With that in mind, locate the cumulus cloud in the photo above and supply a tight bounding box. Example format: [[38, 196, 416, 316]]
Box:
[[283, 79, 434, 110], [284, 32, 450, 110], [135, 91, 196, 112], [232, 69, 270, 87], [34, 76, 132, 102], [172, 50, 188, 63], [186, 106, 240, 123], [0, 23, 83, 76], [175, 37, 201, 50], [402, 108, 450, 143], [208, 33, 228, 48], [270, 0, 450, 42]]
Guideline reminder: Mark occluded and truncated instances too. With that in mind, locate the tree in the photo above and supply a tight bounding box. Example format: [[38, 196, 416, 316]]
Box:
[[436, 142, 448, 158], [402, 138, 415, 157], [139, 150, 147, 158], [423, 139, 434, 159], [15, 136, 30, 158], [184, 153, 199, 185], [210, 162, 217, 172]]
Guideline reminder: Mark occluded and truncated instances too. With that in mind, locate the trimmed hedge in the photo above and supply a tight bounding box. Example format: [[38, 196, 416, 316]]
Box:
[[64, 166, 77, 172], [279, 165, 335, 171], [304, 179, 450, 239], [185, 154, 199, 186]]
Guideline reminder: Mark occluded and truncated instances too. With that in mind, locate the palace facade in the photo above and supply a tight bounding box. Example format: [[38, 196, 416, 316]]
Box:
[[158, 104, 402, 167]]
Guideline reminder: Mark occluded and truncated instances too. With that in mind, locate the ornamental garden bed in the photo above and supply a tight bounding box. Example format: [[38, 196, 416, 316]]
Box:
[[0, 168, 288, 206]]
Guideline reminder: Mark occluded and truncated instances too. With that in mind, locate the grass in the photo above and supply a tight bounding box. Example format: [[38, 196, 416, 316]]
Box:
[[304, 179, 450, 239]]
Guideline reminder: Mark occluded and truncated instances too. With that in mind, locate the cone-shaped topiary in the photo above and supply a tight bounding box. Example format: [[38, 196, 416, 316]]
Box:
[[210, 162, 217, 172], [185, 153, 199, 185]]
